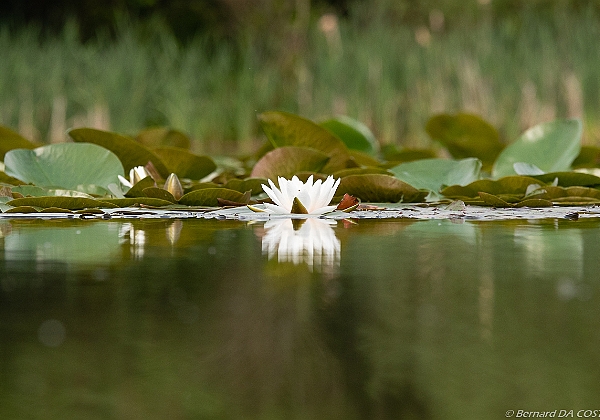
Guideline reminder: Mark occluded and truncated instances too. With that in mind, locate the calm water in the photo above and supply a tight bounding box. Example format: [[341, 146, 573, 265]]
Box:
[[0, 216, 599, 419]]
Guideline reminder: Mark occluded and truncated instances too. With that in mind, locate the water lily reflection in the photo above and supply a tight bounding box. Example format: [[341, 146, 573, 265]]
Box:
[[260, 218, 341, 272]]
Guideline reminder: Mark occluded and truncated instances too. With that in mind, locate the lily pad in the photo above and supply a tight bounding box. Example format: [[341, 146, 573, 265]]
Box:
[[100, 197, 175, 207], [179, 188, 247, 207], [531, 171, 600, 187], [0, 126, 38, 160], [425, 113, 504, 168], [250, 146, 330, 180], [572, 146, 600, 168], [336, 174, 426, 203], [136, 127, 191, 149], [142, 187, 177, 203], [4, 143, 124, 193], [333, 167, 393, 178], [124, 176, 156, 198], [390, 158, 482, 196], [68, 127, 170, 177], [6, 196, 119, 210], [258, 111, 351, 173], [225, 178, 268, 195], [152, 147, 217, 180], [441, 176, 544, 199], [492, 119, 582, 178], [381, 146, 437, 163], [319, 115, 379, 154]]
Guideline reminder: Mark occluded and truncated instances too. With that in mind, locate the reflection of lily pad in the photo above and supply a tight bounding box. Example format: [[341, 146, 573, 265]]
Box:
[[250, 146, 330, 180], [336, 174, 426, 203], [4, 143, 124, 193], [258, 111, 351, 173], [68, 127, 170, 177]]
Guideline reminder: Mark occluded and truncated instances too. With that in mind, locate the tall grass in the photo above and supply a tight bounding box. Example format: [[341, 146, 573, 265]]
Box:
[[1, 7, 599, 155]]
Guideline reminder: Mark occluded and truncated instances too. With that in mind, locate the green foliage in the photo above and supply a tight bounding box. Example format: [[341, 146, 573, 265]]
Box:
[[320, 115, 379, 155], [336, 174, 426, 203], [4, 143, 124, 194], [390, 158, 482, 198], [69, 128, 171, 177], [152, 147, 217, 180], [426, 113, 504, 169], [258, 111, 352, 173], [250, 146, 330, 180], [0, 126, 38, 160], [492, 119, 583, 178]]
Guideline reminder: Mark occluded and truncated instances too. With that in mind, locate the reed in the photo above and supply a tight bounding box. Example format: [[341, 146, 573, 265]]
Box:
[[1, 7, 599, 154]]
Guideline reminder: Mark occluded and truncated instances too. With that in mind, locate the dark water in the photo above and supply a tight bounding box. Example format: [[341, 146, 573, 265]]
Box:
[[0, 216, 599, 419]]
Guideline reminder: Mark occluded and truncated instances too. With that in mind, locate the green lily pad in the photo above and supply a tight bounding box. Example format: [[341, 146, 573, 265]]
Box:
[[425, 113, 504, 168], [136, 127, 191, 149], [142, 187, 177, 203], [572, 146, 600, 168], [319, 115, 379, 154], [380, 146, 437, 163], [0, 126, 38, 160], [100, 197, 175, 207], [336, 174, 426, 203], [390, 158, 482, 196], [478, 192, 513, 207], [225, 178, 268, 195], [348, 150, 382, 167], [492, 119, 583, 178], [250, 146, 330, 180], [4, 143, 124, 193], [124, 176, 156, 198], [531, 171, 600, 187], [68, 127, 170, 177], [258, 111, 351, 173], [441, 176, 543, 199], [333, 167, 393, 178], [6, 196, 119, 210], [179, 188, 247, 207], [152, 147, 217, 180], [515, 198, 553, 208], [4, 206, 40, 213]]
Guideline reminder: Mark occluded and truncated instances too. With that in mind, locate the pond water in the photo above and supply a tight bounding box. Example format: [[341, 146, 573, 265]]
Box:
[[0, 215, 599, 419]]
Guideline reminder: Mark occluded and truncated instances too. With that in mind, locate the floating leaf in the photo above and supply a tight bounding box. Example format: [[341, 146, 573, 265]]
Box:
[[478, 192, 513, 207], [6, 196, 119, 210], [381, 146, 437, 163], [0, 126, 38, 160], [319, 115, 379, 154], [4, 143, 124, 193], [531, 171, 600, 187], [68, 127, 170, 177], [572, 146, 600, 168], [0, 171, 24, 185], [179, 188, 247, 207], [515, 198, 553, 207], [143, 187, 177, 203], [441, 176, 543, 199], [124, 176, 156, 198], [492, 119, 582, 178], [513, 162, 545, 175], [225, 178, 268, 195], [100, 197, 174, 207], [425, 113, 504, 168], [136, 127, 191, 149], [336, 174, 426, 203], [153, 147, 217, 180], [348, 150, 382, 167], [333, 167, 392, 178], [258, 111, 351, 173], [390, 158, 482, 196], [250, 146, 330, 180], [4, 206, 39, 213]]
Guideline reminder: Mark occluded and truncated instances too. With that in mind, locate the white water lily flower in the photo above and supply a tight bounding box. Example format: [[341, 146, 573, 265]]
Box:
[[261, 175, 341, 215], [118, 166, 150, 189]]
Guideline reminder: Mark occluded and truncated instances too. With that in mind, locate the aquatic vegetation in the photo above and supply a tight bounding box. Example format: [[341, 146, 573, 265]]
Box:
[[0, 110, 598, 215]]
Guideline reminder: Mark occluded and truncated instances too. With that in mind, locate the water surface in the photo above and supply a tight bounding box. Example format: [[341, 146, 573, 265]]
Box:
[[0, 216, 598, 419]]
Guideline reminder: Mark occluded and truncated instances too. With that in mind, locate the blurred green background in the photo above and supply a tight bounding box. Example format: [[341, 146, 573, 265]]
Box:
[[1, 0, 599, 154]]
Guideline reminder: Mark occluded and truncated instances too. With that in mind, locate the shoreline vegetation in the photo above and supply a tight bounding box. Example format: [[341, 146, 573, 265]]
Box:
[[1, 3, 599, 155]]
